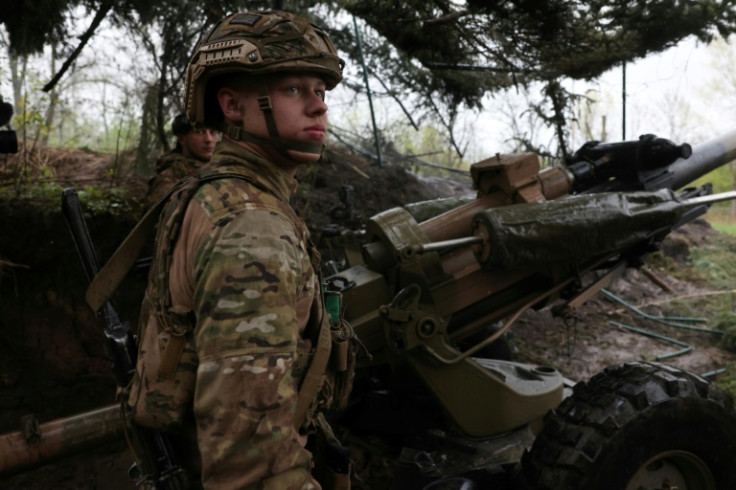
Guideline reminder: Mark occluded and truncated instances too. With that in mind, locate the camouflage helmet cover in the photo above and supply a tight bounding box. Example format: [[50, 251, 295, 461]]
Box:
[[186, 10, 344, 128]]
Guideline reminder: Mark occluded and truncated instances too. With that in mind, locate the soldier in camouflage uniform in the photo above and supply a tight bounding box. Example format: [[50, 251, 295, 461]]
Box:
[[127, 10, 351, 490], [144, 113, 219, 207]]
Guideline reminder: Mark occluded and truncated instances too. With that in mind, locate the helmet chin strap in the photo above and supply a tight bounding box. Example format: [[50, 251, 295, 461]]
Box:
[[225, 81, 324, 159]]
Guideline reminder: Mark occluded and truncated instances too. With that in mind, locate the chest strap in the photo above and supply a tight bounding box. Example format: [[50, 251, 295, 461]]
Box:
[[293, 297, 332, 430]]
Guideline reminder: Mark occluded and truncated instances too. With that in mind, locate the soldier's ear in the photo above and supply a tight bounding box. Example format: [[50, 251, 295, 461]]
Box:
[[217, 87, 245, 123]]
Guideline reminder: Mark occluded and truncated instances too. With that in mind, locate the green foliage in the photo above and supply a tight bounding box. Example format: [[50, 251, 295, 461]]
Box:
[[5, 0, 735, 162], [76, 185, 136, 216], [711, 221, 736, 235], [716, 311, 736, 352], [385, 121, 471, 176], [334, 0, 736, 114], [644, 229, 736, 372], [690, 234, 736, 289], [0, 0, 70, 56], [0, 180, 138, 217], [13, 92, 52, 139], [689, 166, 736, 194], [713, 363, 736, 398], [0, 175, 65, 204]]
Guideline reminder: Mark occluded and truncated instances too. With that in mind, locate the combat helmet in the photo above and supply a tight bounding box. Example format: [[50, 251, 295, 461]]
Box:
[[171, 113, 193, 136], [185, 10, 343, 154]]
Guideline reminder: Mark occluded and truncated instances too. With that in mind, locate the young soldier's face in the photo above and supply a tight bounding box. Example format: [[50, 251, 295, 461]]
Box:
[[225, 74, 329, 173], [179, 128, 219, 162], [265, 74, 328, 149]]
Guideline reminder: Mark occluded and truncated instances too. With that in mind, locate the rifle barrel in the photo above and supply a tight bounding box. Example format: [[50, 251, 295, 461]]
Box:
[[60, 188, 100, 282]]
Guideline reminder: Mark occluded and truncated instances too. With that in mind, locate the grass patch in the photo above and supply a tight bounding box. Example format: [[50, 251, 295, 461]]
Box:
[[706, 207, 736, 236], [712, 363, 736, 399], [690, 234, 736, 290], [645, 228, 736, 362], [710, 221, 736, 236]]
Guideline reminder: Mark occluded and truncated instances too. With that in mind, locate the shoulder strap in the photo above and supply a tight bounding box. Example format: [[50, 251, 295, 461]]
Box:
[[293, 295, 332, 430], [86, 188, 174, 313], [85, 172, 253, 313]]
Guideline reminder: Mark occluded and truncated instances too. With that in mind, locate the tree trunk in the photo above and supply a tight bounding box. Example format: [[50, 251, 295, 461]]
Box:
[[8, 53, 25, 120], [41, 46, 59, 147], [730, 161, 736, 218]]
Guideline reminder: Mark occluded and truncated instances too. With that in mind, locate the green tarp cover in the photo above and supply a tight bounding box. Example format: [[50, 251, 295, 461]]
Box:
[[404, 195, 476, 223], [473, 189, 685, 269]]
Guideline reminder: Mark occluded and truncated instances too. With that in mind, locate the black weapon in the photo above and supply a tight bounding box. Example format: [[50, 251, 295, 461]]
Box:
[[562, 132, 736, 228], [61, 188, 186, 490], [566, 133, 693, 193]]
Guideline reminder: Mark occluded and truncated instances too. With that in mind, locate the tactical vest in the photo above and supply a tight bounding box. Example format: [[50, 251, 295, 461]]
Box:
[[87, 171, 355, 433]]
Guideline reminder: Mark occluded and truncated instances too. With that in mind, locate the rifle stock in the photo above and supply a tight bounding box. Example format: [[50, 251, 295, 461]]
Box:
[[61, 188, 185, 490]]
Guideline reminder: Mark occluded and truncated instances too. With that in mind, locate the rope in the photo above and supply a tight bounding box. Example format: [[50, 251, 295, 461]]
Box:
[[609, 321, 692, 361], [602, 288, 726, 375]]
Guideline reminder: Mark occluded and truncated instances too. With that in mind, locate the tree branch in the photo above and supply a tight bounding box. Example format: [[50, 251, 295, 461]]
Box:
[[367, 67, 419, 131], [42, 1, 113, 92]]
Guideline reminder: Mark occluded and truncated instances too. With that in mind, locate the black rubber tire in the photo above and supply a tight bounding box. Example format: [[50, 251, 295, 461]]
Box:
[[519, 361, 736, 490]]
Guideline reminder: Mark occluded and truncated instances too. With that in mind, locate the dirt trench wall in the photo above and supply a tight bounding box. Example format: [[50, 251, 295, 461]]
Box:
[[0, 198, 147, 434]]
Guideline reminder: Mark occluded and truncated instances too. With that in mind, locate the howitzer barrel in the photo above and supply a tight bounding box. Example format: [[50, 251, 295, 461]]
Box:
[[668, 129, 736, 190], [0, 404, 122, 477]]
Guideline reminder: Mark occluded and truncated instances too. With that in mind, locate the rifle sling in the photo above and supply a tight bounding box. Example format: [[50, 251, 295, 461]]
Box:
[[86, 172, 245, 313], [86, 190, 172, 314]]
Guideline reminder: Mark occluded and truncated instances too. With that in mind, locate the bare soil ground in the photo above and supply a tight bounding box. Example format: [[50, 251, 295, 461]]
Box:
[[1, 142, 735, 488]]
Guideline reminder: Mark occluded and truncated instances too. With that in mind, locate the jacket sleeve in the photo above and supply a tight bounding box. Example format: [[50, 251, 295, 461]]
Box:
[[188, 205, 317, 490]]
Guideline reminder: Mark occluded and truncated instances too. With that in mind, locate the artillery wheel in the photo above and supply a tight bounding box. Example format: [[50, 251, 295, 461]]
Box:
[[519, 362, 736, 490]]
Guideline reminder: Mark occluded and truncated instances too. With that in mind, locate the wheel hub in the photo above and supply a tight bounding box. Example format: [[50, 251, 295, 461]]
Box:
[[626, 450, 716, 490]]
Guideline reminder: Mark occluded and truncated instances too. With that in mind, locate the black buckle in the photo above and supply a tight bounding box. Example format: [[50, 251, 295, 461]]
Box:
[[258, 95, 272, 111], [227, 125, 241, 139]]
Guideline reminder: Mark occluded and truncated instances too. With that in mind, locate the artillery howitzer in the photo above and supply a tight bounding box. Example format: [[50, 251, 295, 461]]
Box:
[[2, 132, 736, 489], [323, 131, 736, 489]]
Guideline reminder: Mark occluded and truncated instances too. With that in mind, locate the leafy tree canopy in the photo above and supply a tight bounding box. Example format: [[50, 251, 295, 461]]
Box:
[[327, 0, 736, 108], [3, 0, 736, 157], [6, 0, 735, 95]]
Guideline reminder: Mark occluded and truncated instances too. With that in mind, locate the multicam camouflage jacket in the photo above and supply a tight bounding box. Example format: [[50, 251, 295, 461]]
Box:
[[128, 140, 345, 489], [144, 150, 207, 207]]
